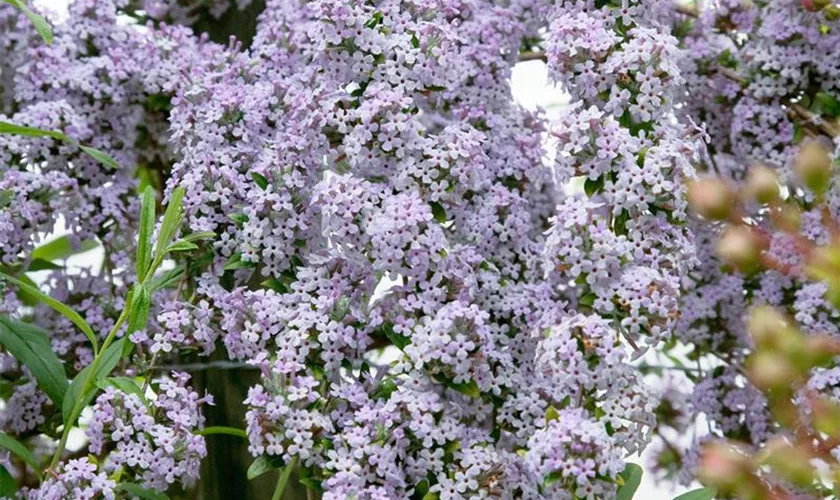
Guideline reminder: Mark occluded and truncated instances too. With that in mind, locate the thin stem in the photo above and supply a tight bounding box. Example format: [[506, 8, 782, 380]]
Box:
[[518, 51, 547, 62], [272, 456, 299, 500], [675, 2, 699, 17], [48, 303, 130, 470]]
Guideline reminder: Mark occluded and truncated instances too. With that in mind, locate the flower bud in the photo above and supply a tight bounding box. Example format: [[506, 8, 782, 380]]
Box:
[[772, 202, 802, 232], [758, 438, 815, 488], [746, 351, 799, 391], [794, 140, 833, 196], [687, 177, 736, 220], [747, 306, 798, 351], [745, 165, 780, 204], [812, 396, 840, 438], [697, 442, 752, 491], [717, 225, 764, 273], [802, 335, 840, 368], [802, 0, 831, 11]]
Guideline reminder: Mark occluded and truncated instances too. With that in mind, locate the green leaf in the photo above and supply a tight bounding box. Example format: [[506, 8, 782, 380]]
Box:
[[196, 426, 247, 439], [579, 293, 597, 307], [584, 176, 604, 197], [0, 190, 13, 210], [0, 271, 99, 354], [382, 325, 410, 350], [229, 212, 249, 227], [78, 145, 118, 170], [148, 265, 184, 293], [31, 235, 98, 262], [0, 317, 68, 407], [429, 201, 447, 223], [0, 121, 66, 140], [165, 240, 199, 253], [181, 231, 215, 243], [137, 186, 156, 281], [251, 172, 269, 190], [0, 433, 40, 477], [0, 121, 121, 170], [673, 487, 717, 500], [247, 455, 285, 480], [433, 375, 480, 398], [815, 92, 840, 118], [616, 463, 643, 500], [299, 477, 322, 491], [117, 482, 170, 500], [126, 285, 151, 337], [224, 254, 255, 271], [11, 273, 39, 306], [0, 465, 17, 498], [97, 376, 146, 405], [450, 379, 481, 398], [62, 338, 125, 422], [27, 258, 62, 271], [154, 186, 185, 258], [545, 406, 559, 423], [543, 470, 563, 487], [3, 0, 52, 44]]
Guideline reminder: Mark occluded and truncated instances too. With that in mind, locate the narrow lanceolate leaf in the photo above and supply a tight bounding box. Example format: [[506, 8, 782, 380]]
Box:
[[31, 235, 99, 262], [0, 432, 41, 477], [0, 271, 99, 354], [26, 258, 62, 271], [181, 231, 215, 243], [137, 186, 156, 281], [672, 487, 717, 500], [148, 265, 184, 293], [126, 285, 151, 336], [0, 464, 17, 498], [0, 122, 118, 170], [197, 426, 248, 439], [165, 240, 199, 253], [247, 455, 285, 480], [2, 0, 53, 44], [78, 145, 119, 170], [11, 273, 39, 306], [155, 186, 185, 257], [62, 338, 125, 422], [117, 482, 170, 500], [0, 121, 66, 140], [616, 463, 643, 500], [97, 376, 147, 407], [0, 317, 68, 407]]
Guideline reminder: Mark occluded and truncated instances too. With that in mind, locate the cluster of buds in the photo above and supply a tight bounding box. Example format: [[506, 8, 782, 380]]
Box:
[[802, 0, 840, 19], [688, 140, 840, 292], [698, 307, 840, 498], [687, 140, 840, 497]]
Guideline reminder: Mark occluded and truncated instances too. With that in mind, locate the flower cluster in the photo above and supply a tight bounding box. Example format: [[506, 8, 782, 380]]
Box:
[[544, 0, 700, 354], [87, 373, 212, 491], [23, 458, 116, 500], [8, 0, 838, 498]]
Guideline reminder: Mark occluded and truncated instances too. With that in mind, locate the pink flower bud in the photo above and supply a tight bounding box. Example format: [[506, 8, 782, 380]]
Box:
[[687, 177, 736, 221]]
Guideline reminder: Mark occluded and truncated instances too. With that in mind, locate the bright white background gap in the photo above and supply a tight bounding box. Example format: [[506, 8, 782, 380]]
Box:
[[27, 0, 698, 496]]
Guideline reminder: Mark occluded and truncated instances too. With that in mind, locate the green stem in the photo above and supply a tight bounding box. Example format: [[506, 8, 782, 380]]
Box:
[[196, 426, 248, 439], [48, 304, 130, 470], [272, 456, 299, 500]]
